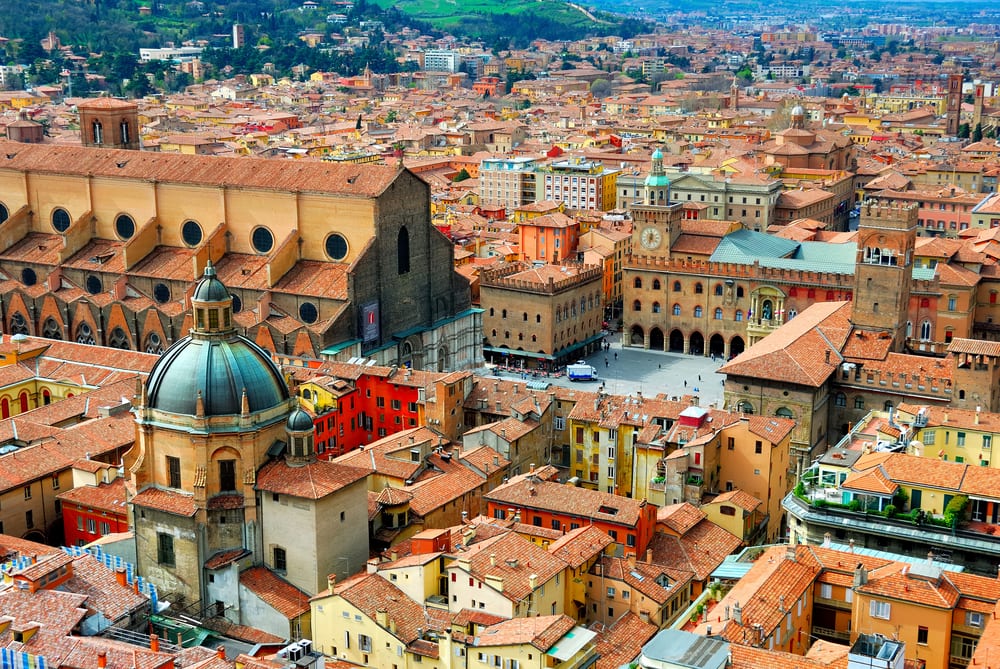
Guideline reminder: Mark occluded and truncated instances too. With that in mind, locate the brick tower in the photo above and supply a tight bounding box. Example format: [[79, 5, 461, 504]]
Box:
[[851, 200, 918, 351], [78, 97, 140, 150]]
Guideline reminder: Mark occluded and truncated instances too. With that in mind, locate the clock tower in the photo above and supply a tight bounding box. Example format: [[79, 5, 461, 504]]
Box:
[[622, 148, 685, 350], [629, 148, 682, 259]]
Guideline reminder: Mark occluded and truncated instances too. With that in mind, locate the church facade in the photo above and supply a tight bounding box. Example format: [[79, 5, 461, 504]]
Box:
[[0, 141, 481, 372]]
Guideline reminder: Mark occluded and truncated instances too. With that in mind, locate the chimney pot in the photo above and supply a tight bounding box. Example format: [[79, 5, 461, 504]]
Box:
[[98, 652, 108, 669], [150, 633, 160, 653], [217, 645, 226, 660], [327, 573, 337, 590]]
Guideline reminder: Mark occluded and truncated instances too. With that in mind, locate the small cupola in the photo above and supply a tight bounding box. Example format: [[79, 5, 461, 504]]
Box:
[[286, 407, 315, 464], [191, 260, 234, 336]]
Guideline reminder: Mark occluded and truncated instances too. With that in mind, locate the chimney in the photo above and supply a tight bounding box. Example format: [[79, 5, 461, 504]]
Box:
[[848, 538, 855, 553], [822, 532, 832, 548], [98, 652, 108, 669], [786, 545, 796, 562], [779, 595, 786, 612], [376, 609, 389, 627], [529, 463, 535, 473], [150, 634, 160, 653], [490, 553, 497, 567], [646, 548, 653, 564], [627, 553, 636, 570], [216, 645, 226, 660], [853, 563, 868, 587], [115, 567, 128, 587], [733, 601, 742, 626], [529, 574, 538, 590], [327, 573, 337, 591]]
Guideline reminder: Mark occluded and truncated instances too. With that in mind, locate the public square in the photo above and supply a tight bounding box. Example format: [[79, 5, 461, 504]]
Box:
[[483, 330, 727, 409]]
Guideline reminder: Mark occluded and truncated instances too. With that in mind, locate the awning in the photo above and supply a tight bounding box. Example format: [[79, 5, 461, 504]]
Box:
[[546, 626, 597, 661]]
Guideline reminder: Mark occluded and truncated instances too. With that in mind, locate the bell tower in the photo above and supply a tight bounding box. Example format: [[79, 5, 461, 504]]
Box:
[[851, 200, 918, 351], [629, 148, 682, 258]]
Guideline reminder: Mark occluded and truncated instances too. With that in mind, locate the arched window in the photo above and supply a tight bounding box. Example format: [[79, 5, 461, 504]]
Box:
[[42, 318, 62, 340], [42, 389, 51, 405], [920, 297, 930, 308], [714, 284, 724, 296], [673, 281, 682, 292], [920, 320, 932, 341], [735, 310, 743, 321], [19, 391, 28, 413], [672, 304, 681, 316], [633, 300, 642, 312], [531, 335, 537, 342], [120, 119, 130, 144], [10, 312, 29, 335], [776, 407, 794, 419], [145, 332, 164, 354], [634, 277, 642, 289], [694, 282, 704, 294], [523, 312, 528, 321], [502, 309, 507, 319], [76, 323, 96, 345], [536, 314, 541, 323], [906, 321, 913, 338], [652, 279, 661, 290], [737, 286, 745, 298], [854, 396, 865, 409], [737, 400, 754, 414], [694, 306, 703, 318], [92, 120, 103, 144], [884, 401, 893, 411], [714, 308, 723, 320], [652, 302, 661, 313], [397, 226, 410, 274], [108, 327, 131, 350], [834, 392, 846, 407]]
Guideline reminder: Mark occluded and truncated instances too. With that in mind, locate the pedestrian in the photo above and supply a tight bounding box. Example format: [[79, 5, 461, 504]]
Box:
[[683, 380, 687, 387], [698, 375, 701, 381], [614, 352, 618, 360], [658, 363, 661, 369], [605, 358, 609, 368]]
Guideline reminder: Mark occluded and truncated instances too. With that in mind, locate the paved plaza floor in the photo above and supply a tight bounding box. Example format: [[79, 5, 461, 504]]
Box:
[[482, 330, 727, 409]]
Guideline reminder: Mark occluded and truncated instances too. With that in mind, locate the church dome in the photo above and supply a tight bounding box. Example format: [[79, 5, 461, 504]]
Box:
[[791, 104, 806, 117], [286, 407, 314, 432], [145, 336, 289, 416], [143, 261, 289, 417], [192, 261, 230, 302]]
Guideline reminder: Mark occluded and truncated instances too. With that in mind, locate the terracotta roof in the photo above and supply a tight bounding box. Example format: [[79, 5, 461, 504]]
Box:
[[130, 486, 197, 517], [546, 525, 614, 569], [256, 459, 369, 499], [709, 489, 762, 512], [593, 612, 657, 669], [720, 301, 851, 387], [56, 477, 127, 515], [656, 503, 706, 535], [454, 531, 567, 602], [0, 140, 401, 197], [473, 614, 576, 651], [948, 338, 1000, 357], [484, 474, 648, 527], [239, 566, 310, 619]]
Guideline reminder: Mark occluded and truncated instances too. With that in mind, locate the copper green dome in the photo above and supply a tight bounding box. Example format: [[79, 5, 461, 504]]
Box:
[[144, 261, 289, 416], [286, 407, 314, 432], [145, 336, 289, 416], [192, 260, 230, 302]]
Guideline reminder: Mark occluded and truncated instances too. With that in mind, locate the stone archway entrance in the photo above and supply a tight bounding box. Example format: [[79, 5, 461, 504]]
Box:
[[630, 324, 644, 346], [709, 334, 725, 359], [649, 327, 664, 351], [669, 329, 684, 352], [730, 335, 745, 359], [689, 332, 704, 356]]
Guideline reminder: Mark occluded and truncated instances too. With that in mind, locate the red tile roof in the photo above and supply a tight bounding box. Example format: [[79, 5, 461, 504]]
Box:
[[239, 566, 310, 619], [130, 486, 197, 517], [256, 459, 368, 499]]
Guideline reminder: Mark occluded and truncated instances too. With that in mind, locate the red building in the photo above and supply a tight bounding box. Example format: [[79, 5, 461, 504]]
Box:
[[483, 469, 658, 557], [291, 364, 437, 459], [57, 476, 129, 547]]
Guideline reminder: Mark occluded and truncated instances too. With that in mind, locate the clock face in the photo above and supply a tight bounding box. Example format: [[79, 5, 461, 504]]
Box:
[[640, 226, 663, 250]]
